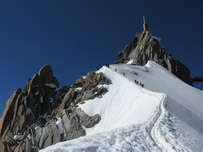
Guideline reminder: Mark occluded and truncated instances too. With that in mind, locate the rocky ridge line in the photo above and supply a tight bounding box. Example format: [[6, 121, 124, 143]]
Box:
[[0, 65, 109, 152]]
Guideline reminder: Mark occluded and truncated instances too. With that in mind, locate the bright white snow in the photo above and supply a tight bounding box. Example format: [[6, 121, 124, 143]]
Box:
[[79, 64, 163, 135], [13, 134, 21, 140], [40, 124, 161, 152], [127, 59, 134, 64], [40, 61, 203, 152]]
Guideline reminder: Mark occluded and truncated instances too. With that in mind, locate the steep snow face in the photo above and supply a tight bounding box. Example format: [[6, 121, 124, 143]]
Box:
[[40, 61, 203, 152], [79, 64, 163, 135]]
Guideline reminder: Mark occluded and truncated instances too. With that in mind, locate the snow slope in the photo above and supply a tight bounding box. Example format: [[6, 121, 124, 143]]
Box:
[[41, 61, 203, 152], [79, 64, 163, 135]]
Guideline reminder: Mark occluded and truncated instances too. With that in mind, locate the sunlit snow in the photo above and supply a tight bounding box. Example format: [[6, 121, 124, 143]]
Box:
[[40, 61, 203, 152]]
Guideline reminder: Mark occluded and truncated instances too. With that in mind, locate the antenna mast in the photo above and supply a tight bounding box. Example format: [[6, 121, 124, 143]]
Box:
[[143, 16, 148, 31]]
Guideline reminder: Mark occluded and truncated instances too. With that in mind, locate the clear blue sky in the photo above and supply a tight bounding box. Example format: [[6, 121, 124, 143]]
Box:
[[0, 0, 203, 117]]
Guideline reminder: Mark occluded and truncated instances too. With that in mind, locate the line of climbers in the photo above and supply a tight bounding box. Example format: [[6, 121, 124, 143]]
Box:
[[134, 80, 144, 88], [112, 67, 144, 88]]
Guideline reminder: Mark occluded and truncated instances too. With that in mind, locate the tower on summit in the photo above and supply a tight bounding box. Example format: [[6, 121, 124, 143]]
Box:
[[143, 16, 148, 31]]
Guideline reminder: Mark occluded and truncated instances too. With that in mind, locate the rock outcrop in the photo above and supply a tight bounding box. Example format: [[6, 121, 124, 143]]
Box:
[[0, 65, 109, 152], [115, 31, 192, 85]]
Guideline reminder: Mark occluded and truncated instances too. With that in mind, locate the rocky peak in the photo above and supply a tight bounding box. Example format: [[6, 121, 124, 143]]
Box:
[[0, 65, 66, 152], [115, 30, 192, 85], [0, 65, 109, 152], [38, 65, 59, 86]]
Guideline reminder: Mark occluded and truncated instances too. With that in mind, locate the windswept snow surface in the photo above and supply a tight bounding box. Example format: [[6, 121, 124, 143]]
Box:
[[40, 61, 203, 152], [80, 64, 163, 135]]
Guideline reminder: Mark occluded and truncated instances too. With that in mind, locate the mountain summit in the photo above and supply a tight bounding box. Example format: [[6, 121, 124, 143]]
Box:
[[115, 17, 192, 85], [0, 18, 202, 152]]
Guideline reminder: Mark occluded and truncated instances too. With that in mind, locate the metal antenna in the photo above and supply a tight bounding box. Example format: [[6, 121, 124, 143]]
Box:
[[143, 16, 148, 31]]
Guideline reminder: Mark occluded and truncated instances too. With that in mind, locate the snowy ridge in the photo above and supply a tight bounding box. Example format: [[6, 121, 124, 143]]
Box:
[[40, 61, 203, 152], [80, 65, 162, 135]]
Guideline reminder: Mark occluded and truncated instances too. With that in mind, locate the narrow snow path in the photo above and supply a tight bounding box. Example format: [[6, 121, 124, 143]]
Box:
[[150, 94, 168, 151]]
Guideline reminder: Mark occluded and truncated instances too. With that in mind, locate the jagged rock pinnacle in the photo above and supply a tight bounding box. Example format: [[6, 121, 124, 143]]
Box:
[[0, 65, 63, 152], [38, 64, 59, 87]]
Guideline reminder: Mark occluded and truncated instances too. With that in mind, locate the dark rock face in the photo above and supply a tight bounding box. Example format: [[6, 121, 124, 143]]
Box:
[[115, 31, 192, 85], [61, 71, 109, 109], [0, 65, 109, 152]]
